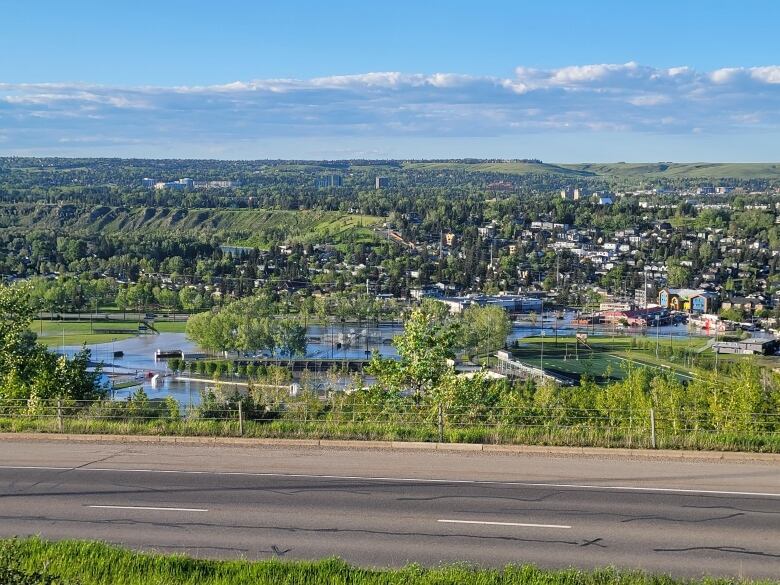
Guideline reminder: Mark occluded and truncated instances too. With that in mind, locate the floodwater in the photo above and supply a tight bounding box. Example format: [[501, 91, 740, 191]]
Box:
[[61, 313, 704, 403]]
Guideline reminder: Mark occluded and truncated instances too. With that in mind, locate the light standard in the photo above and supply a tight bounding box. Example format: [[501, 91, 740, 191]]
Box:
[[655, 315, 660, 358]]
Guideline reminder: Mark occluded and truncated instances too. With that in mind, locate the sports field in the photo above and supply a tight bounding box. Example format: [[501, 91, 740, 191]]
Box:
[[30, 319, 187, 347], [512, 335, 711, 383]]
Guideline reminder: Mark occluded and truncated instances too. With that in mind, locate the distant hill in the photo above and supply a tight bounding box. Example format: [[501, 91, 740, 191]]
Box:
[[402, 160, 780, 179], [402, 161, 595, 177], [560, 162, 780, 179]]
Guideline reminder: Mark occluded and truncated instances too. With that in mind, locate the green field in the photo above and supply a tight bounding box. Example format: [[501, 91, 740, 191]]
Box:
[[512, 335, 711, 383], [30, 319, 187, 347], [31, 320, 138, 347], [3, 537, 776, 585], [152, 320, 188, 333]]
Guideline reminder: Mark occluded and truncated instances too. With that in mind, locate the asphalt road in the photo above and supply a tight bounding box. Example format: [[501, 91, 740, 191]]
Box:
[[1, 440, 778, 579]]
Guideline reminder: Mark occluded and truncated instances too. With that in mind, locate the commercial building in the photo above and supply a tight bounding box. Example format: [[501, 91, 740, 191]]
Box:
[[657, 288, 719, 313], [147, 178, 236, 190], [713, 338, 778, 356], [440, 294, 543, 315]]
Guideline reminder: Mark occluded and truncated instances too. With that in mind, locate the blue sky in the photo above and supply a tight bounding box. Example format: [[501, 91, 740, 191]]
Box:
[[2, 0, 780, 160]]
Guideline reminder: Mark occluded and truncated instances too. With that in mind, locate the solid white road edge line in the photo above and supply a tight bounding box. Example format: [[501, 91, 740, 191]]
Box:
[[88, 505, 208, 512], [438, 519, 571, 529], [1, 465, 778, 498]]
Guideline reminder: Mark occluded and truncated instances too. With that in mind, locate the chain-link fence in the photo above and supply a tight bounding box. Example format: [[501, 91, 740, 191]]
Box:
[[0, 398, 778, 451]]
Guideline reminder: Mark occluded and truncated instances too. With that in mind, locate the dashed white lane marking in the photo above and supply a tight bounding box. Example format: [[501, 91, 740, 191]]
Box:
[[88, 505, 208, 512], [438, 519, 571, 529]]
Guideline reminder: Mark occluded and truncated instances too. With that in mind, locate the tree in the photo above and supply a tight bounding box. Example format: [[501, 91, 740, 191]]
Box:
[[0, 283, 102, 402], [0, 283, 39, 374], [367, 303, 459, 398], [272, 319, 307, 358], [179, 287, 203, 313], [460, 304, 511, 362], [666, 261, 691, 288]]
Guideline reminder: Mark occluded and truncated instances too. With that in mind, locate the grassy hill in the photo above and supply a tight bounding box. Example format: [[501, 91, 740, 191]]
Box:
[[402, 160, 780, 179], [403, 161, 595, 177], [561, 162, 780, 179], [1, 205, 383, 247]]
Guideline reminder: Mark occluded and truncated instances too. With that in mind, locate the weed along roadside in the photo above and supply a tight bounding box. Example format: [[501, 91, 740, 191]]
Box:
[[4, 537, 778, 585]]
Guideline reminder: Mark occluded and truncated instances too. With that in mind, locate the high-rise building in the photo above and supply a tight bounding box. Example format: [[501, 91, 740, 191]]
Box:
[[561, 187, 583, 201], [314, 174, 343, 188], [375, 176, 389, 189], [141, 178, 155, 188]]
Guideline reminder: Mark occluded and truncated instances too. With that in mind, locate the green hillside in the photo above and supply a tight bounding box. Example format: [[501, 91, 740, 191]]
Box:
[[402, 160, 780, 179], [0, 205, 382, 246], [403, 161, 595, 177], [561, 162, 780, 179]]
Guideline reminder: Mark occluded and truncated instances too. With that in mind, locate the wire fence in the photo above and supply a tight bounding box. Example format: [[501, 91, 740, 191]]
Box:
[[0, 398, 778, 451]]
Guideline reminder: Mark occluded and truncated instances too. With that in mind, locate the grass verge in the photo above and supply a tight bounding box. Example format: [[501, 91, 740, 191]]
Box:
[[3, 537, 777, 585], [1, 417, 778, 453]]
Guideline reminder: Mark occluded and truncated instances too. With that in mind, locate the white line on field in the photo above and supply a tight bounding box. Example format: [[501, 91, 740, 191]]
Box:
[[88, 505, 208, 512], [1, 466, 778, 498], [438, 519, 571, 529]]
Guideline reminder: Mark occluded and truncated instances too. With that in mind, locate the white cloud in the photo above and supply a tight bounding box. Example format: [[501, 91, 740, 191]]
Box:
[[1, 63, 779, 157], [628, 94, 671, 106], [750, 66, 780, 84]]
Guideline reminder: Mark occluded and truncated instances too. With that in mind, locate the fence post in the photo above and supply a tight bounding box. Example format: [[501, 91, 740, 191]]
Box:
[[237, 401, 244, 436], [650, 408, 656, 449], [437, 403, 444, 443], [57, 399, 63, 433]]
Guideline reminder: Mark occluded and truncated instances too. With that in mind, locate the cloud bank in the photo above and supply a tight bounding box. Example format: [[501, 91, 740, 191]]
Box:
[[1, 63, 780, 158]]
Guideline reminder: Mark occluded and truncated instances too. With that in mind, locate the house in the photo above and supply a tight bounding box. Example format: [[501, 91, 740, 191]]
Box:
[[721, 296, 766, 313], [478, 224, 496, 238]]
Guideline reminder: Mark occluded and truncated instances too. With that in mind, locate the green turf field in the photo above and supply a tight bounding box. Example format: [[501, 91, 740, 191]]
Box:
[[512, 335, 712, 383], [30, 318, 186, 347], [31, 320, 138, 347]]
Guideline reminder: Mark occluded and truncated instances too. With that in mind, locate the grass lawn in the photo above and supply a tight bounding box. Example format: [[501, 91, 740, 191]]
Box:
[[31, 317, 188, 347], [4, 537, 777, 585], [31, 320, 139, 347], [154, 320, 188, 333]]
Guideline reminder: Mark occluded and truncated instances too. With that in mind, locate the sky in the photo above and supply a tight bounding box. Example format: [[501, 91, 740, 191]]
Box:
[[2, 0, 780, 161]]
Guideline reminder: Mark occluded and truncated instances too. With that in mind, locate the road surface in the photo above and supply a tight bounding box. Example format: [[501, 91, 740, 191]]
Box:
[[0, 440, 778, 578]]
